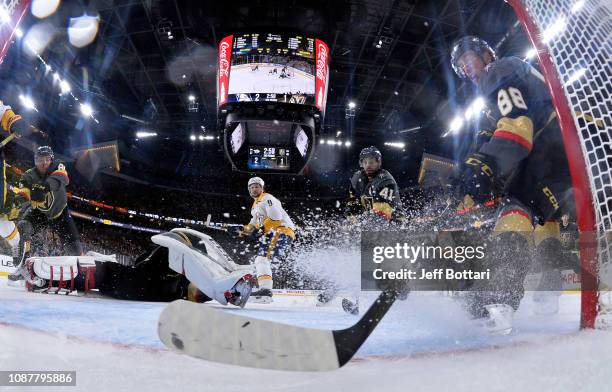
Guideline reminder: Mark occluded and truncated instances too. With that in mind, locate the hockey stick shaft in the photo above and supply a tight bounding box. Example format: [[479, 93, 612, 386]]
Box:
[[0, 133, 16, 148]]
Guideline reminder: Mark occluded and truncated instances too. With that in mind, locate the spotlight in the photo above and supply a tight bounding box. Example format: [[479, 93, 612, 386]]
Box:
[[80, 103, 93, 117], [60, 80, 71, 94]]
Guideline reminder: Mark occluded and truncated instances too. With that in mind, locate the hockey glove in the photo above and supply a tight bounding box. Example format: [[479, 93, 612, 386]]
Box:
[[226, 226, 243, 238], [454, 153, 497, 204], [9, 116, 33, 138], [247, 227, 264, 239], [30, 182, 50, 202]]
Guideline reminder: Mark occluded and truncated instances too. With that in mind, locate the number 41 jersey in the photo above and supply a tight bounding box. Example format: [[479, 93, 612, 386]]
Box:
[[348, 169, 401, 221]]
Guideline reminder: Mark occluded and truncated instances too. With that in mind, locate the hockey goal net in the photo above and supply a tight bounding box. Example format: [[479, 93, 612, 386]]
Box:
[[508, 0, 611, 328]]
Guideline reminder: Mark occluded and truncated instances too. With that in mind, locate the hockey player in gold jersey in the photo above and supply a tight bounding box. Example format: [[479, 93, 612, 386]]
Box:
[[450, 36, 573, 333]]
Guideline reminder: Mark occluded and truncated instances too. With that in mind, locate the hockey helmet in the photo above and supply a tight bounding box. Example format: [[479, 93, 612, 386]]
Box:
[[450, 36, 497, 79], [359, 146, 382, 165], [247, 176, 264, 189], [35, 145, 54, 162]]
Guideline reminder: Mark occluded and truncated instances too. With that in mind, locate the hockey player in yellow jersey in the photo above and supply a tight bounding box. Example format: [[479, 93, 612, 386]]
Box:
[[228, 177, 296, 303]]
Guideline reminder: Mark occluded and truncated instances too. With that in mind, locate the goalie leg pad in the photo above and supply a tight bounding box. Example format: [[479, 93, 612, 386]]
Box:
[[152, 230, 254, 305], [26, 256, 97, 294]]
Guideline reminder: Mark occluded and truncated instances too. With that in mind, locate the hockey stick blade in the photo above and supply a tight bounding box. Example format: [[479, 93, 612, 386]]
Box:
[[157, 290, 397, 371]]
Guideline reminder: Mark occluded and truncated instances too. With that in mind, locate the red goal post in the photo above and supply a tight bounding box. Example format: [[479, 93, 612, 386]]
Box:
[[507, 0, 611, 328]]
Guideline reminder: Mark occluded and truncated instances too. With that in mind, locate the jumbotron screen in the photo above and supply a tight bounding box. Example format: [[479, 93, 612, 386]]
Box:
[[218, 33, 329, 112], [247, 146, 290, 171]]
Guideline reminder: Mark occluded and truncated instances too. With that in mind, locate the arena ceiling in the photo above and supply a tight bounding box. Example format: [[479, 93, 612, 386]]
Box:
[[0, 0, 530, 191]]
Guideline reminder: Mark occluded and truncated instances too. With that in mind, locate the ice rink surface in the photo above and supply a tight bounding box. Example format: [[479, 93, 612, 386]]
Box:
[[2, 276, 612, 392]]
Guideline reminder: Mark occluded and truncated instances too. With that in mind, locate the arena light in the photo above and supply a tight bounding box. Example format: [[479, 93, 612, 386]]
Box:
[[347, 101, 356, 109], [564, 68, 587, 86], [525, 48, 537, 60], [464, 97, 485, 120], [442, 116, 464, 137], [319, 139, 324, 144], [14, 28, 23, 38], [19, 94, 37, 111], [571, 0, 585, 13], [136, 131, 157, 138], [80, 103, 93, 117], [542, 17, 566, 43], [384, 142, 405, 149], [203, 135, 215, 140], [344, 141, 352, 147], [188, 94, 195, 102], [189, 134, 196, 141], [31, 0, 61, 19], [198, 135, 204, 141], [0, 6, 10, 24], [68, 15, 101, 48], [59, 80, 71, 94]]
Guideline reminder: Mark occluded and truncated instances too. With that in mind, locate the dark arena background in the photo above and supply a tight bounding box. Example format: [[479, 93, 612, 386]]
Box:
[[0, 0, 611, 391]]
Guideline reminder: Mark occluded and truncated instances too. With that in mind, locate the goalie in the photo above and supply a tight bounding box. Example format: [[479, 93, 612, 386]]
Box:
[[19, 228, 255, 308]]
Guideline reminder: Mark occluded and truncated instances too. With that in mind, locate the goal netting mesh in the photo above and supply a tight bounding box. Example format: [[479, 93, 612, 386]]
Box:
[[509, 0, 611, 328]]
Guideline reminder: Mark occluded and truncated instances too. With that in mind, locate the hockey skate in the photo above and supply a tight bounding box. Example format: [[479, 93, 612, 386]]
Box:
[[316, 288, 337, 306], [7, 239, 30, 283], [7, 264, 25, 282], [223, 274, 254, 308], [250, 288, 273, 304], [482, 304, 514, 335]]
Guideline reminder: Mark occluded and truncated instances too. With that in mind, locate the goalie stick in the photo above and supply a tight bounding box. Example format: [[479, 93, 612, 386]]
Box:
[[157, 290, 397, 371]]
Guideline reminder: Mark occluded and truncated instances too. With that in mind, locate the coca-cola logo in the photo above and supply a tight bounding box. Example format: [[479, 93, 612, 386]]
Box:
[[316, 43, 327, 81], [219, 41, 230, 77]]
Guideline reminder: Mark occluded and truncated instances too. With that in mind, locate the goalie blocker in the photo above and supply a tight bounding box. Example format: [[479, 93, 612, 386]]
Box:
[[22, 228, 254, 307]]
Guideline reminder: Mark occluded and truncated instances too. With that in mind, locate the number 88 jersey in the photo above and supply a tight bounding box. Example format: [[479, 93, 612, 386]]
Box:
[[477, 56, 563, 177], [476, 56, 571, 220]]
